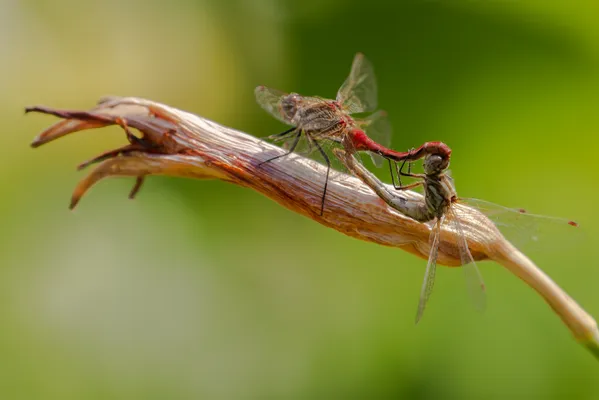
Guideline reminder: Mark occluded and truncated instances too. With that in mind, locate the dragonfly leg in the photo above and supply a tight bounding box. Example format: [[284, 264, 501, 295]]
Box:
[[394, 181, 423, 191], [258, 129, 303, 166], [389, 159, 408, 189], [387, 159, 423, 191], [389, 159, 401, 189], [266, 126, 296, 141], [398, 157, 422, 179], [309, 135, 330, 216]]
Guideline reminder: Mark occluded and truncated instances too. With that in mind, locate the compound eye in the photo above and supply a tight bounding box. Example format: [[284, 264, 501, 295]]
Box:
[[424, 155, 445, 173]]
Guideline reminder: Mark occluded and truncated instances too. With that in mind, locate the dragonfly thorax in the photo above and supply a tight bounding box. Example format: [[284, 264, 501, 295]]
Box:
[[293, 101, 348, 138], [422, 171, 456, 220]]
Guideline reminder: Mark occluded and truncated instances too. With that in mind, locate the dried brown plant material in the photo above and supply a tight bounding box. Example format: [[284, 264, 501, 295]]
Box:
[[25, 96, 599, 360]]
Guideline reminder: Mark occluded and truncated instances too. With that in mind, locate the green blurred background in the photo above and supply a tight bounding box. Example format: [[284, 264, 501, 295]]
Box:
[[5, 0, 599, 398]]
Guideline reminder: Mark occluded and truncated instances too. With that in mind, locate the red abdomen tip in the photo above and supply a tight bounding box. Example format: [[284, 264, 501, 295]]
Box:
[[568, 220, 579, 227]]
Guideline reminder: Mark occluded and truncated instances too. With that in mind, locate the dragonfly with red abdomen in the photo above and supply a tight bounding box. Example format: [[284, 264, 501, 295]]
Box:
[[333, 143, 579, 323], [256, 52, 424, 216]]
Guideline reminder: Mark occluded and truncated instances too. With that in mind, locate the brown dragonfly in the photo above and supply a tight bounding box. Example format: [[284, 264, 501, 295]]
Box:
[[256, 52, 418, 215], [334, 143, 579, 323]]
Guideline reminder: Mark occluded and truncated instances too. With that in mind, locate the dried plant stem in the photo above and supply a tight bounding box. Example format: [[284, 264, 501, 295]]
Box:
[[494, 240, 599, 358], [25, 96, 599, 359]]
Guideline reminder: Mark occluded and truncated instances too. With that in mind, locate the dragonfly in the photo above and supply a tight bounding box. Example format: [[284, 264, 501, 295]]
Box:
[[333, 143, 579, 323], [255, 52, 417, 216]]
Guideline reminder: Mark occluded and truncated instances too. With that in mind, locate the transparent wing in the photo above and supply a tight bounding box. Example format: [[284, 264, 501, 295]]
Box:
[[255, 85, 291, 124], [415, 217, 442, 324], [459, 197, 578, 228], [458, 196, 581, 253], [336, 53, 378, 114], [447, 207, 486, 313], [355, 110, 392, 167]]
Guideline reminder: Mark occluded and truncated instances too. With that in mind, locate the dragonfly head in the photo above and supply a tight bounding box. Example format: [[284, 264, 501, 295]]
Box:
[[423, 154, 450, 175], [280, 93, 301, 121]]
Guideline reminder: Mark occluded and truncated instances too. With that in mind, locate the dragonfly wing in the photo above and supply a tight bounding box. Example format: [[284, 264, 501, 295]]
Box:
[[369, 154, 386, 168], [458, 196, 581, 253], [447, 207, 486, 313], [415, 217, 442, 324], [355, 110, 392, 167], [255, 86, 291, 125], [336, 53, 378, 114]]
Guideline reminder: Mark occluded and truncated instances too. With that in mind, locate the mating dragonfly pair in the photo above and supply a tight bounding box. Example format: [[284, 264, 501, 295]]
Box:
[[255, 53, 578, 323]]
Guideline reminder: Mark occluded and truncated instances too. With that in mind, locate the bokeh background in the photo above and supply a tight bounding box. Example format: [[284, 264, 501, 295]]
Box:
[[4, 0, 599, 398]]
